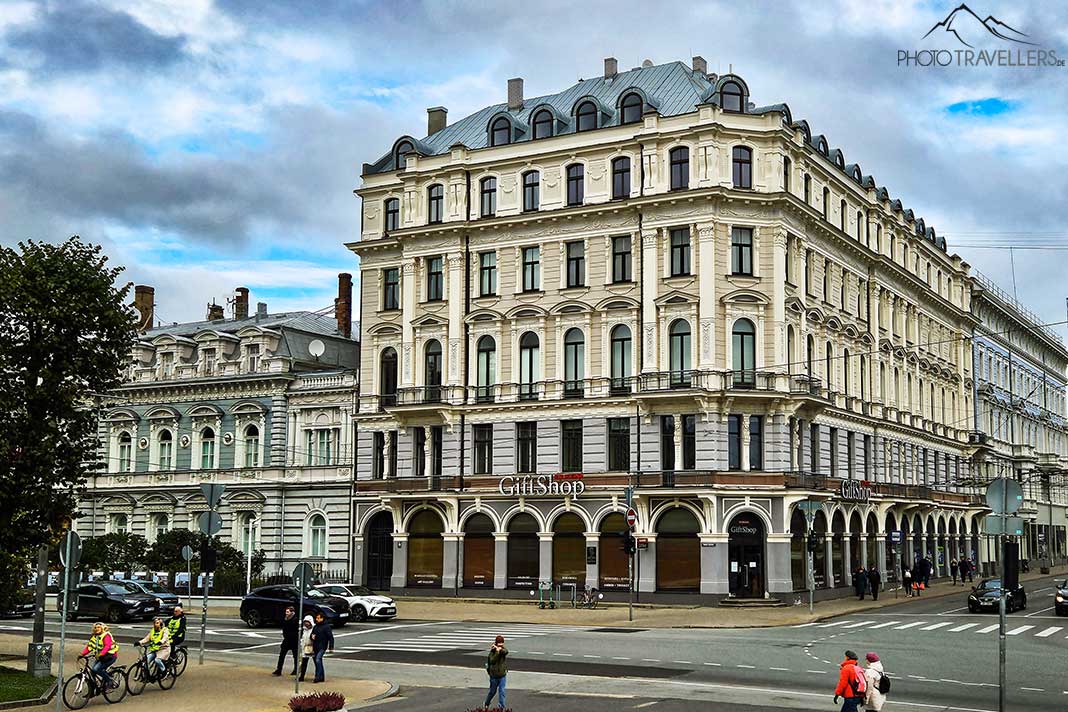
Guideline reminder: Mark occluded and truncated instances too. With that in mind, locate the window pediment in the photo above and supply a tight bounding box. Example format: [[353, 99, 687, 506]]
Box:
[[720, 289, 769, 306]]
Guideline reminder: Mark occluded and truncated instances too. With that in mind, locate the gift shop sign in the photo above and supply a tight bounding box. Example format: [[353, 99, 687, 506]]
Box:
[[837, 479, 872, 504], [499, 473, 585, 497]]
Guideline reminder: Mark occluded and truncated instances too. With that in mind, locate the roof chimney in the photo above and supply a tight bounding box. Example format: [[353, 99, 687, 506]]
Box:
[[234, 287, 249, 320], [507, 77, 524, 110], [133, 285, 154, 333], [604, 57, 618, 78], [256, 302, 267, 321], [207, 301, 224, 321], [692, 55, 707, 75], [336, 272, 352, 339], [427, 106, 447, 135]]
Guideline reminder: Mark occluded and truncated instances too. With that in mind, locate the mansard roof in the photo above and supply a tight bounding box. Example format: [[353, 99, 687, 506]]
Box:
[[145, 311, 350, 341]]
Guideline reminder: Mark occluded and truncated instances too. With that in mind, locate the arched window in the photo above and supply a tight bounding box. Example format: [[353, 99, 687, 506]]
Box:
[[394, 140, 413, 169], [843, 349, 851, 396], [476, 336, 496, 402], [857, 210, 864, 241], [424, 340, 442, 402], [669, 146, 689, 190], [519, 332, 539, 401], [384, 197, 400, 232], [532, 110, 553, 139], [118, 431, 132, 472], [732, 146, 752, 188], [563, 328, 584, 398], [149, 513, 168, 543], [110, 513, 128, 535], [620, 92, 643, 124], [859, 354, 867, 400], [783, 156, 792, 192], [479, 176, 496, 217], [427, 184, 444, 224], [566, 164, 584, 206], [803, 173, 811, 204], [610, 325, 632, 392], [786, 326, 796, 374], [522, 170, 539, 211], [309, 513, 327, 558], [806, 335, 815, 378], [822, 187, 830, 221], [490, 117, 511, 146], [379, 347, 398, 408], [720, 81, 744, 112], [576, 101, 597, 131], [732, 319, 756, 386], [244, 424, 260, 468], [669, 319, 692, 387], [158, 429, 173, 470], [840, 199, 847, 231], [825, 341, 834, 391], [200, 427, 215, 469], [611, 156, 630, 199], [239, 512, 258, 556]]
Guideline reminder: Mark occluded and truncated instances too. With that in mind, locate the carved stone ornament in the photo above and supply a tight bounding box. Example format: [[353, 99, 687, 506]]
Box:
[[179, 434, 191, 448], [222, 432, 234, 446], [138, 437, 149, 450]]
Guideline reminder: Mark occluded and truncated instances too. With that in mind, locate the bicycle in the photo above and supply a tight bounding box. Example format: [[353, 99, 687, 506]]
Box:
[[578, 586, 604, 609], [170, 644, 188, 677], [126, 643, 176, 695], [63, 656, 128, 709]]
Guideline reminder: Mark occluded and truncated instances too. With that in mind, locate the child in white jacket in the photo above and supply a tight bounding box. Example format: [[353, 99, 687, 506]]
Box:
[[863, 653, 886, 710]]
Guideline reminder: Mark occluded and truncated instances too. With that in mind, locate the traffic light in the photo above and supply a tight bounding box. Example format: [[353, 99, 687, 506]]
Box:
[[807, 532, 820, 553], [623, 533, 636, 555]]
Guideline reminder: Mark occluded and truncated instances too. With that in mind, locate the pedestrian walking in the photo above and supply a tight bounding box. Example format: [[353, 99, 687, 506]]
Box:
[[272, 606, 300, 676], [310, 612, 334, 683], [902, 567, 912, 597], [297, 615, 314, 681], [867, 567, 881, 601], [963, 558, 974, 582], [863, 652, 888, 711], [949, 558, 958, 585], [483, 635, 508, 709], [922, 556, 932, 586], [832, 649, 867, 712], [852, 567, 868, 600]]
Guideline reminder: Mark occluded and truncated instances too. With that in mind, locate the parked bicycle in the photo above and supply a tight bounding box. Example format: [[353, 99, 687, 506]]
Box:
[[579, 586, 604, 609], [126, 643, 176, 695], [63, 655, 128, 709]]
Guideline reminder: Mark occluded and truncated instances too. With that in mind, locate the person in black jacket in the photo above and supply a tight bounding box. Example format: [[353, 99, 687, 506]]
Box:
[[272, 606, 300, 676], [310, 612, 334, 683], [166, 606, 187, 648], [867, 567, 882, 601], [852, 567, 868, 600]]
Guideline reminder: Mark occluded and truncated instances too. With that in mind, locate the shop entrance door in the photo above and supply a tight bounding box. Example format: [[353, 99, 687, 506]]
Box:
[[366, 511, 394, 591], [728, 514, 766, 598]]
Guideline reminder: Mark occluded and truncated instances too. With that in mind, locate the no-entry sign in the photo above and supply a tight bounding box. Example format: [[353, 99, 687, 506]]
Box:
[[626, 508, 638, 527]]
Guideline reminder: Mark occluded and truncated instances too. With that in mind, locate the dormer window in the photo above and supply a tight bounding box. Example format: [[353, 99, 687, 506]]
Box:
[[490, 117, 511, 147], [160, 352, 173, 378], [620, 93, 643, 124], [202, 348, 216, 376], [720, 81, 744, 112], [247, 343, 260, 373], [532, 110, 553, 139], [394, 140, 413, 169], [576, 101, 597, 132]]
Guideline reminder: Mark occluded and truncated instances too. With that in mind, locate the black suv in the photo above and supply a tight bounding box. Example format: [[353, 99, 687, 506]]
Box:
[[1055, 579, 1067, 616], [58, 581, 160, 623], [119, 580, 181, 615], [240, 585, 350, 628], [968, 578, 1027, 613]]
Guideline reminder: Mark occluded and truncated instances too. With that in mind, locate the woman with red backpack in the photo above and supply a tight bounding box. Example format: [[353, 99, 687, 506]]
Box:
[[832, 650, 866, 712]]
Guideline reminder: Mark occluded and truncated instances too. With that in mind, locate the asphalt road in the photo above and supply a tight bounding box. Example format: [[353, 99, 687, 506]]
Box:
[[5, 574, 1066, 712]]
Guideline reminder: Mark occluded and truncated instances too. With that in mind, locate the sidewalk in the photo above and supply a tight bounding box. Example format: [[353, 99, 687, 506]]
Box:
[[0, 634, 391, 712]]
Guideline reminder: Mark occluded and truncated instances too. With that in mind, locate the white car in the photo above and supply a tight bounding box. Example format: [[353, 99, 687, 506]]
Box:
[[312, 584, 397, 622]]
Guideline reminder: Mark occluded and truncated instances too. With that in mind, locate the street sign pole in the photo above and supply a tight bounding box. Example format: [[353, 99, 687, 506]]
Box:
[[998, 483, 1008, 712], [626, 490, 635, 623], [293, 562, 314, 695], [181, 545, 194, 610], [55, 532, 77, 712], [196, 491, 224, 667], [199, 569, 211, 666]]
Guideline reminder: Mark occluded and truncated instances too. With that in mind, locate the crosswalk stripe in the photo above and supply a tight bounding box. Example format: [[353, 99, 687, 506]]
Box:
[[819, 621, 852, 628], [948, 623, 978, 632], [867, 621, 901, 630], [1035, 627, 1063, 638], [920, 622, 953, 631], [792, 622, 820, 628], [1007, 625, 1034, 636], [976, 624, 1000, 634], [894, 621, 926, 630], [842, 620, 873, 628]]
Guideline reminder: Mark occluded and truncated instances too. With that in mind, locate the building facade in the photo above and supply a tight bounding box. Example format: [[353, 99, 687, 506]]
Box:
[[971, 272, 1068, 567], [350, 57, 990, 601], [76, 281, 360, 579]]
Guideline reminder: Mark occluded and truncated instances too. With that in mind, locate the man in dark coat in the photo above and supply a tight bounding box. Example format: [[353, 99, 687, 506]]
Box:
[[310, 612, 334, 683], [852, 567, 868, 600], [272, 606, 300, 676], [867, 567, 882, 601]]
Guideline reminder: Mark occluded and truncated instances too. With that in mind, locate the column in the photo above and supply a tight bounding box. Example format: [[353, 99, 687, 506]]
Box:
[[673, 415, 683, 469], [875, 535, 888, 579], [824, 538, 835, 588], [766, 533, 793, 596], [741, 414, 751, 472], [637, 535, 657, 593], [585, 532, 600, 589], [446, 254, 464, 386], [351, 534, 365, 585], [401, 259, 416, 386], [442, 533, 461, 590], [860, 534, 869, 569], [423, 426, 433, 481], [538, 532, 553, 585], [390, 533, 408, 589], [843, 536, 853, 585], [641, 229, 660, 373], [697, 223, 717, 369], [493, 533, 508, 590], [700, 534, 728, 594], [771, 229, 787, 367], [270, 394, 287, 466]]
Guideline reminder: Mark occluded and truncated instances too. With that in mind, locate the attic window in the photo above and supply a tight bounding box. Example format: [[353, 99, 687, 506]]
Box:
[[490, 117, 511, 147], [620, 93, 643, 124], [533, 110, 553, 139], [720, 82, 744, 112], [576, 102, 597, 131], [394, 140, 414, 169]]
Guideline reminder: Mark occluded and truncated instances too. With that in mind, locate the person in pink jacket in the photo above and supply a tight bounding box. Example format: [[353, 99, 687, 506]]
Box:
[[80, 622, 119, 689]]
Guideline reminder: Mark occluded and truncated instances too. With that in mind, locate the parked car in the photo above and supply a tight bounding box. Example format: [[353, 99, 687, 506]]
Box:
[[118, 579, 181, 614], [57, 581, 160, 623], [2, 587, 35, 618], [311, 584, 397, 622], [1055, 579, 1067, 616], [240, 585, 350, 628], [967, 578, 1027, 613]]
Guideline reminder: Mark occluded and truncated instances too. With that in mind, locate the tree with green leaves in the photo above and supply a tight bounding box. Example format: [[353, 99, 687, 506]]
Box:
[[0, 237, 136, 611], [80, 533, 149, 573]]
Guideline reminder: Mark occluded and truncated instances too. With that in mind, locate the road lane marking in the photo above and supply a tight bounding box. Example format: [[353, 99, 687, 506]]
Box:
[[920, 622, 953, 631], [735, 664, 754, 669], [769, 666, 789, 671], [867, 620, 901, 629], [1026, 606, 1054, 617], [806, 670, 827, 675], [819, 620, 853, 627], [791, 622, 820, 628], [703, 662, 720, 666], [612, 657, 630, 660], [948, 623, 978, 632], [1021, 687, 1044, 692], [583, 655, 601, 659], [552, 653, 573, 657], [641, 658, 660, 662], [1036, 626, 1063, 637], [673, 661, 693, 665], [976, 624, 1000, 633], [894, 621, 926, 630], [842, 620, 873, 628], [1006, 625, 1034, 635], [633, 703, 658, 709]]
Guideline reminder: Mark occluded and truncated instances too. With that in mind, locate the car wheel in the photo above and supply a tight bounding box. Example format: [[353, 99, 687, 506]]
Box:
[[66, 611, 78, 622], [244, 609, 262, 628], [106, 606, 124, 624], [968, 603, 977, 613], [1056, 608, 1066, 617], [352, 606, 367, 623]]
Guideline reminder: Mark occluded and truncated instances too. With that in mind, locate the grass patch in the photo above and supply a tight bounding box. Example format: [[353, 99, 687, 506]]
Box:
[[0, 664, 55, 703]]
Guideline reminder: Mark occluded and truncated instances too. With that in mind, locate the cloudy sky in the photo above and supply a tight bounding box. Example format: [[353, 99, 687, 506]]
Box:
[[1, 0, 1066, 330]]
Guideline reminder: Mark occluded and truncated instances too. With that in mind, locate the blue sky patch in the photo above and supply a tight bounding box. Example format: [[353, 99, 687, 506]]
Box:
[[945, 98, 1017, 117]]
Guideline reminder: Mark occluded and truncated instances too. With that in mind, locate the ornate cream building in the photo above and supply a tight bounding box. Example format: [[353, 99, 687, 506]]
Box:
[[349, 57, 989, 601]]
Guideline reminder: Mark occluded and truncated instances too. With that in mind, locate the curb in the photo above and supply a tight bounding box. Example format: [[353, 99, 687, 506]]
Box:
[[0, 678, 57, 710], [348, 680, 399, 709]]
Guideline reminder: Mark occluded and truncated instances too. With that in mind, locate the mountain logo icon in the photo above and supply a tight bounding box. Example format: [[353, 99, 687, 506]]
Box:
[[922, 4, 1036, 48]]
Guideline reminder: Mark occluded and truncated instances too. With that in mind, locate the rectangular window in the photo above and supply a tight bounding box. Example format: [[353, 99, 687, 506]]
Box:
[[522, 246, 540, 292], [383, 268, 400, 310], [607, 418, 630, 471], [428, 187, 443, 224], [385, 199, 400, 231], [561, 420, 583, 472], [660, 416, 675, 471], [612, 236, 632, 283], [201, 348, 215, 376], [473, 424, 493, 475], [566, 241, 585, 288], [479, 252, 497, 296], [728, 414, 742, 470], [480, 177, 496, 217], [372, 432, 384, 479], [670, 148, 689, 190], [413, 428, 425, 478], [431, 426, 443, 478], [516, 422, 537, 474], [847, 432, 855, 479], [730, 227, 753, 276], [612, 158, 630, 199], [388, 431, 397, 477], [682, 414, 696, 470], [160, 352, 173, 378], [863, 434, 872, 480], [749, 415, 763, 470], [523, 172, 540, 212], [829, 427, 838, 477], [810, 423, 820, 473], [670, 228, 691, 276], [785, 235, 793, 284], [246, 344, 260, 373], [567, 165, 584, 206], [426, 256, 443, 301]]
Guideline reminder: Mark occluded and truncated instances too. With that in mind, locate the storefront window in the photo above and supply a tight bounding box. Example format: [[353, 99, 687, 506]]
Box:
[[507, 513, 539, 589], [407, 510, 444, 587], [463, 513, 495, 588], [655, 508, 700, 591], [552, 513, 585, 587], [598, 513, 629, 591]]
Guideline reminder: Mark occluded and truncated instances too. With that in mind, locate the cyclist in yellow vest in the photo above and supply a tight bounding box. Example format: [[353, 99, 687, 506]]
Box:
[[138, 617, 171, 676], [80, 622, 119, 689]]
